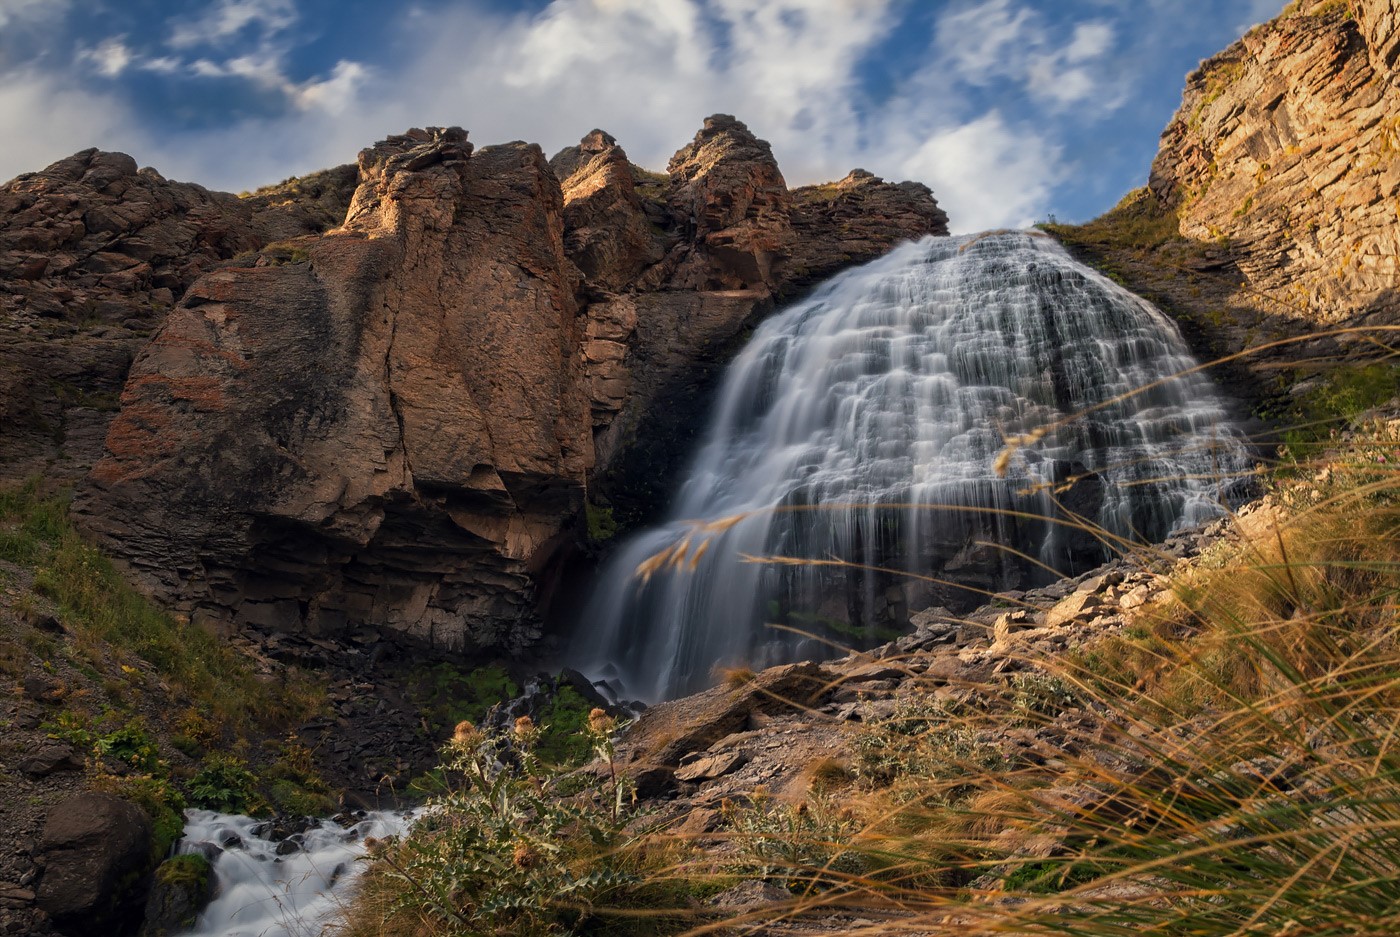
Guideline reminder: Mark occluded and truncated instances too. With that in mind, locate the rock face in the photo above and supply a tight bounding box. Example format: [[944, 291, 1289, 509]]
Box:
[[564, 116, 949, 526], [79, 128, 590, 649], [0, 149, 355, 482], [69, 116, 946, 653], [1150, 0, 1400, 332], [34, 793, 155, 937]]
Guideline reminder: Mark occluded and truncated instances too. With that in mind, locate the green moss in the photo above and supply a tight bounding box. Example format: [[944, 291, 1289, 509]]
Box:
[[534, 685, 594, 766], [155, 853, 210, 890], [585, 501, 619, 542]]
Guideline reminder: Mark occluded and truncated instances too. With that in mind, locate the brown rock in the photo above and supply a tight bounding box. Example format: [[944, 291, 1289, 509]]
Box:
[[675, 750, 749, 783], [77, 128, 590, 652], [17, 743, 80, 779], [0, 148, 355, 483], [35, 793, 154, 936], [1149, 0, 1400, 334], [621, 661, 834, 767]]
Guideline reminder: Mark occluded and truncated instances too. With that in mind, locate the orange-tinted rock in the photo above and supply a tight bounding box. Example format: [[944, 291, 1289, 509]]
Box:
[[0, 149, 355, 481], [1149, 0, 1400, 331], [78, 128, 590, 650]]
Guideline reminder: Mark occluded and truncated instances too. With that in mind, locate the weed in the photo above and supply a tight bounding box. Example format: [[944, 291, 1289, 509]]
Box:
[[340, 717, 687, 937]]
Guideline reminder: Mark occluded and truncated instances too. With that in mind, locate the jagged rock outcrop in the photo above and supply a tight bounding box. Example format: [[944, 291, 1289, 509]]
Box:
[[65, 116, 945, 653], [1149, 0, 1400, 332], [0, 150, 355, 480], [559, 116, 949, 524], [78, 128, 590, 649]]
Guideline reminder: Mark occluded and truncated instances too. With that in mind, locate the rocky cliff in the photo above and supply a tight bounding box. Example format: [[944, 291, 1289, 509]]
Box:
[[51, 116, 945, 652], [0, 152, 355, 482], [1149, 0, 1399, 334]]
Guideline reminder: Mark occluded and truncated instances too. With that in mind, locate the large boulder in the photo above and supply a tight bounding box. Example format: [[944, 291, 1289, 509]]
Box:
[[34, 793, 155, 937]]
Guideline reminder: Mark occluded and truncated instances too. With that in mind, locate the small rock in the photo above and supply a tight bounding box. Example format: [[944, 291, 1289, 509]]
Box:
[[675, 751, 748, 783], [17, 743, 80, 779]]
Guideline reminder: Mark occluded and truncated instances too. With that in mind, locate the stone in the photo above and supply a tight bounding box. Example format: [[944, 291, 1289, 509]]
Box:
[[17, 743, 80, 779], [35, 793, 155, 936], [1045, 591, 1103, 629], [139, 856, 214, 937], [0, 886, 34, 910], [674, 751, 748, 783], [622, 661, 834, 767]]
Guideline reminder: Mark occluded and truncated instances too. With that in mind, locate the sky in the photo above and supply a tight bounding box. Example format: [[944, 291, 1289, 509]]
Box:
[[0, 0, 1288, 232]]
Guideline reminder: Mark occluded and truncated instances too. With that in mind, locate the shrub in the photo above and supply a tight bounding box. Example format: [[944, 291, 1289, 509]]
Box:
[[342, 716, 689, 937], [188, 754, 260, 814]]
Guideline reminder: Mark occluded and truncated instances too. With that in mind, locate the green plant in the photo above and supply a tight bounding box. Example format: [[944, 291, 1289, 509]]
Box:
[[0, 479, 325, 739], [408, 662, 519, 736], [188, 754, 260, 814], [348, 717, 685, 936], [95, 719, 164, 773], [92, 771, 188, 859], [721, 789, 868, 891]]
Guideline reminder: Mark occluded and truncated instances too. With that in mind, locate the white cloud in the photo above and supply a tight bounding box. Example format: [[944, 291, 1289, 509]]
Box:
[[932, 2, 1117, 110], [0, 71, 144, 184], [0, 0, 1105, 230], [0, 0, 65, 29], [168, 0, 299, 49], [899, 112, 1064, 230], [293, 60, 370, 114], [79, 37, 135, 77]]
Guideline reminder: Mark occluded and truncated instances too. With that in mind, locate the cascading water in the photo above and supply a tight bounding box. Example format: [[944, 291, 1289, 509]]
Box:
[[577, 231, 1252, 702], [176, 809, 414, 937]]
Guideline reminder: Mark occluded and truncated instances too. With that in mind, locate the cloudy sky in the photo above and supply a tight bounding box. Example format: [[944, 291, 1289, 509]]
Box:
[[0, 0, 1286, 231]]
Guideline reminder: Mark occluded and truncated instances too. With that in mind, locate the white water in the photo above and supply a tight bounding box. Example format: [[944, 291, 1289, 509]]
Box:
[[177, 809, 414, 937], [578, 231, 1251, 702]]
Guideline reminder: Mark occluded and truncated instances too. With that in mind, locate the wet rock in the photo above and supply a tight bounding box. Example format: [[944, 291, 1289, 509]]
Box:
[[139, 856, 213, 937]]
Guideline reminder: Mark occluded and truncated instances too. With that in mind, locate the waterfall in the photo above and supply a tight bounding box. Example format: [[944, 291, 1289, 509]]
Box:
[[177, 809, 414, 937], [577, 231, 1251, 702]]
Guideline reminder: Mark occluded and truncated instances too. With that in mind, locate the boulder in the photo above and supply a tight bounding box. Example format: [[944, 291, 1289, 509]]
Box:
[[35, 793, 155, 937], [140, 855, 214, 937]]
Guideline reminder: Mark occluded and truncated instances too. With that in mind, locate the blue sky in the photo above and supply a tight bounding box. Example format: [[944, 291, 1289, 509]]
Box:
[[0, 0, 1286, 231]]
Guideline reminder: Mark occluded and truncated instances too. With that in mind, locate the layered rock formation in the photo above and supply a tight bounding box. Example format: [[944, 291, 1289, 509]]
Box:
[[0, 150, 355, 481], [1149, 0, 1400, 332], [66, 116, 945, 651]]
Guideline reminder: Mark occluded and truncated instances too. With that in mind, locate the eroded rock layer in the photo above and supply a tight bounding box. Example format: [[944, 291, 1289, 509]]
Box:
[[67, 117, 946, 651]]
